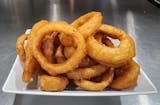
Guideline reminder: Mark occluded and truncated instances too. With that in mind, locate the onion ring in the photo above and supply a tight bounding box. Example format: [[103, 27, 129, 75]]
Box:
[[74, 67, 114, 91], [59, 11, 102, 46], [87, 24, 135, 67], [16, 34, 28, 62], [67, 65, 108, 80], [22, 20, 49, 82], [79, 33, 114, 67], [39, 72, 69, 91], [109, 60, 140, 90], [32, 22, 86, 75]]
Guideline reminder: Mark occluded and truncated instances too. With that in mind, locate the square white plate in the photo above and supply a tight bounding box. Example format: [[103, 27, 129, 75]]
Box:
[[2, 57, 158, 96], [2, 29, 157, 96]]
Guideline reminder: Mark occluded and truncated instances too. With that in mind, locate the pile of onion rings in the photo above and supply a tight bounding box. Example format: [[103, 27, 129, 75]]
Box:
[[16, 11, 140, 91]]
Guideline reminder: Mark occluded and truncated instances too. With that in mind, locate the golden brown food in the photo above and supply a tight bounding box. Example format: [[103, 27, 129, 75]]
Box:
[[16, 11, 140, 92], [16, 34, 28, 62], [32, 22, 86, 75], [40, 35, 68, 91], [40, 73, 69, 91], [109, 60, 140, 90], [71, 11, 102, 39], [59, 34, 75, 47], [87, 24, 135, 67], [74, 68, 114, 91], [41, 32, 57, 62], [55, 45, 66, 63], [64, 46, 76, 59], [59, 11, 102, 46], [94, 32, 114, 47], [78, 56, 97, 68], [67, 65, 108, 80], [63, 32, 114, 68], [64, 46, 96, 67], [23, 20, 48, 83], [66, 34, 114, 80]]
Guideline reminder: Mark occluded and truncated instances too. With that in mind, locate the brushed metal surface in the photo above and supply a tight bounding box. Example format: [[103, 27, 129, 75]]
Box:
[[0, 0, 159, 105]]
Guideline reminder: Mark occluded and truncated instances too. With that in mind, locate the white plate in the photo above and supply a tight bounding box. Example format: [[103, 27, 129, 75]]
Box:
[[2, 56, 157, 96], [2, 29, 157, 96]]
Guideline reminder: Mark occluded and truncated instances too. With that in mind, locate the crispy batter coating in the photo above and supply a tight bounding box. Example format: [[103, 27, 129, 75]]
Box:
[[67, 65, 108, 80], [55, 45, 66, 63], [74, 68, 114, 91], [22, 20, 48, 83], [64, 46, 76, 59], [71, 11, 102, 39], [16, 12, 140, 92], [32, 22, 86, 75], [16, 34, 27, 62], [59, 34, 75, 47], [59, 11, 102, 46], [41, 32, 57, 62], [40, 73, 69, 91], [87, 24, 135, 67], [109, 60, 140, 90], [64, 46, 96, 67]]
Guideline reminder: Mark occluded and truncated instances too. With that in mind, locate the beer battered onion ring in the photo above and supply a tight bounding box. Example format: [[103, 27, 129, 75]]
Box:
[[67, 65, 108, 80], [59, 11, 102, 46], [109, 60, 140, 90], [40, 73, 69, 91], [32, 22, 86, 76], [16, 34, 28, 62], [74, 68, 114, 91], [87, 24, 135, 67], [22, 20, 49, 82], [80, 33, 114, 68]]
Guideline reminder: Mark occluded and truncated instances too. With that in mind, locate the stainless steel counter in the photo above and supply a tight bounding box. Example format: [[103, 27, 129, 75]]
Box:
[[0, 0, 160, 105]]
